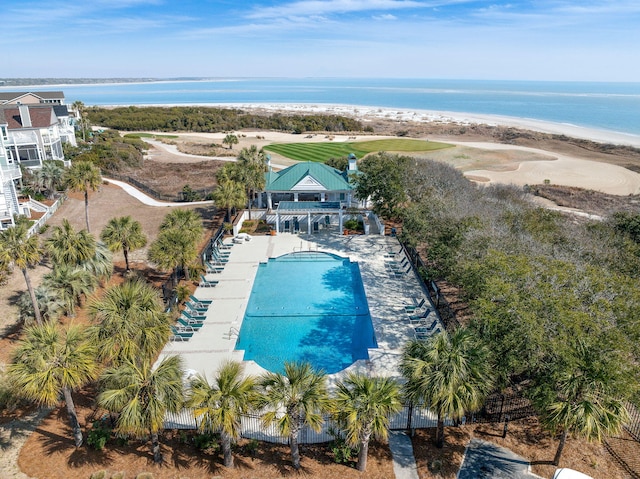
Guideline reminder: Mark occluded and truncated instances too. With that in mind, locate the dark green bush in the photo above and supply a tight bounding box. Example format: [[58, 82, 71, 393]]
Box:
[[193, 432, 219, 452], [87, 420, 111, 450], [330, 436, 357, 464], [343, 218, 363, 231]]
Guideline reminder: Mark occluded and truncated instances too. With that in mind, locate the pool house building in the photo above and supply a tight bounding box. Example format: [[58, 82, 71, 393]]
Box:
[[259, 156, 367, 234]]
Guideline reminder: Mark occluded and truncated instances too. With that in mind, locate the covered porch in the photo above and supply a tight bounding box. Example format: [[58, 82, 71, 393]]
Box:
[[272, 201, 346, 235]]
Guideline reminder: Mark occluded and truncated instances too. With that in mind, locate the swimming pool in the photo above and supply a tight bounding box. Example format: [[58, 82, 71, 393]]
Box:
[[235, 251, 377, 374]]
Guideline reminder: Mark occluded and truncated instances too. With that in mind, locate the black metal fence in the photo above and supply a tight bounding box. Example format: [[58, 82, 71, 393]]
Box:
[[467, 391, 537, 424], [402, 243, 461, 331]]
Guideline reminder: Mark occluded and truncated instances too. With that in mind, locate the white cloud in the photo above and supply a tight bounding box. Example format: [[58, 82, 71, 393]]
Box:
[[373, 14, 398, 20], [246, 0, 434, 19]]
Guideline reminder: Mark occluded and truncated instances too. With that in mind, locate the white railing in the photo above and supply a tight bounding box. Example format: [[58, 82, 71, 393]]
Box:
[[233, 209, 267, 237], [1, 164, 21, 180], [6, 130, 38, 145], [27, 195, 66, 237], [368, 211, 385, 235]]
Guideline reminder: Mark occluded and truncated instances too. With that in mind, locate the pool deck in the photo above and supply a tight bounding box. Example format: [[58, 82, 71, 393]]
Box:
[[157, 231, 441, 382]]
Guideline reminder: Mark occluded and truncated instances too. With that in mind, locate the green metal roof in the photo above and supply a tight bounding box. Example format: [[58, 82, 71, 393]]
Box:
[[265, 162, 352, 192]]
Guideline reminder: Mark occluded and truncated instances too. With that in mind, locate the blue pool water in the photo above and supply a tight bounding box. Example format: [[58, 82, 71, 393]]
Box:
[[235, 251, 377, 374]]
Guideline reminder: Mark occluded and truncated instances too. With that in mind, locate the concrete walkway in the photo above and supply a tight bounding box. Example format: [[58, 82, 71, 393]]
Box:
[[457, 439, 544, 479], [388, 431, 420, 479], [103, 177, 212, 207]]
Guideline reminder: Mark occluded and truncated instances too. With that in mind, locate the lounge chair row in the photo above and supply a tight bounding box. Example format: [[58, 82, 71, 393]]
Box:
[[170, 298, 212, 341], [204, 238, 234, 273], [199, 274, 219, 287], [402, 296, 442, 339], [386, 262, 412, 278]]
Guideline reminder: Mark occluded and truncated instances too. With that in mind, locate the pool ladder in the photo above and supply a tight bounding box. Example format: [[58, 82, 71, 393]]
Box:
[[225, 327, 240, 340]]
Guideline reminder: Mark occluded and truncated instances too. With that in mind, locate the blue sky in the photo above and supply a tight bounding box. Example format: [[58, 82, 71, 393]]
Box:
[[2, 0, 639, 81]]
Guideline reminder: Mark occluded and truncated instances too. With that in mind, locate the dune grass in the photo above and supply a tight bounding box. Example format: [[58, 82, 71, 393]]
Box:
[[263, 138, 452, 163]]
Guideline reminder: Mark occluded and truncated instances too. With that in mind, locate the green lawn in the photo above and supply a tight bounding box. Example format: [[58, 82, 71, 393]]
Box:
[[263, 138, 453, 163]]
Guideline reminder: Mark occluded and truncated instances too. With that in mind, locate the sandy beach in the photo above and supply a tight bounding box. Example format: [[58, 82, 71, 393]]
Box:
[[183, 102, 640, 148]]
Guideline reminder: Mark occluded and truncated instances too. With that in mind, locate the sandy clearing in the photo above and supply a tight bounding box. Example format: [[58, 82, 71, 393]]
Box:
[[466, 158, 640, 195], [450, 141, 640, 195]]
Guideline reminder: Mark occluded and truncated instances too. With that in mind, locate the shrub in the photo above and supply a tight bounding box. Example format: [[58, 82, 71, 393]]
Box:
[[135, 474, 154, 479], [0, 368, 17, 412], [244, 438, 259, 457], [343, 218, 363, 231], [330, 436, 356, 464], [87, 420, 111, 450], [193, 432, 219, 453], [89, 471, 107, 479]]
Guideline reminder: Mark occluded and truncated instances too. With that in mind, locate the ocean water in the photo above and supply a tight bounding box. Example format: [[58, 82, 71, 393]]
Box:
[[11, 78, 640, 136]]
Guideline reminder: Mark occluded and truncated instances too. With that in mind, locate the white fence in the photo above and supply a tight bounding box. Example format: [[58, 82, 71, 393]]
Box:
[[27, 195, 66, 237], [164, 406, 440, 444]]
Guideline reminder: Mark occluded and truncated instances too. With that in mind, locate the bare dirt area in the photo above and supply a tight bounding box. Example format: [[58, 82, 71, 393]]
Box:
[[15, 400, 634, 479], [18, 391, 394, 479], [0, 184, 218, 364]]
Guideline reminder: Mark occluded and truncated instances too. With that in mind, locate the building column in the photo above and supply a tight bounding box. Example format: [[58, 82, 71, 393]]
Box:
[[320, 192, 326, 202], [267, 193, 273, 210], [275, 212, 280, 233], [307, 212, 311, 234], [339, 210, 344, 234], [294, 192, 299, 202]]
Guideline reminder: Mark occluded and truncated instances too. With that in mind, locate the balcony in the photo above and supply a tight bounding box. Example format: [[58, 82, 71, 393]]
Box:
[[1, 164, 21, 180]]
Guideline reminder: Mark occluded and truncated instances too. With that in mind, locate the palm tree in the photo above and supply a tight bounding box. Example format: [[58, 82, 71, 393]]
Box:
[[400, 328, 494, 448], [258, 362, 331, 469], [9, 322, 99, 447], [38, 160, 65, 199], [72, 100, 86, 142], [186, 361, 258, 468], [80, 241, 113, 283], [236, 145, 266, 219], [532, 340, 629, 466], [88, 278, 171, 366], [42, 265, 97, 317], [63, 161, 102, 232], [17, 285, 64, 325], [100, 216, 147, 272], [98, 355, 184, 464], [148, 229, 197, 284], [212, 178, 246, 222], [160, 209, 203, 243], [333, 372, 402, 472], [222, 133, 238, 150], [0, 225, 43, 324], [45, 218, 97, 267]]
